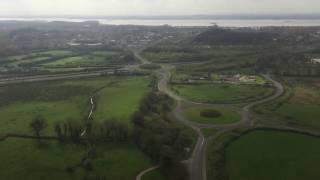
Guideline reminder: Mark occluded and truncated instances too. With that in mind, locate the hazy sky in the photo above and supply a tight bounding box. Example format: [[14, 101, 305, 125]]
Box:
[[0, 0, 319, 16]]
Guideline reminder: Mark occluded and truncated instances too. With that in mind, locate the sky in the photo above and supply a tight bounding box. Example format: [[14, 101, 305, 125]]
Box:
[[0, 0, 319, 16]]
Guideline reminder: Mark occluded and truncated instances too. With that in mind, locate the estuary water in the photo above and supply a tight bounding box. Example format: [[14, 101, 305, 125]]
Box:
[[0, 18, 320, 27]]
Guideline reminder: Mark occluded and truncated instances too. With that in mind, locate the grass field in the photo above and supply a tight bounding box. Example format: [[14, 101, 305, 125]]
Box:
[[0, 81, 93, 135], [0, 76, 150, 135], [182, 107, 241, 124], [256, 79, 320, 128], [276, 104, 320, 127], [0, 139, 152, 180], [7, 50, 73, 62], [275, 82, 320, 127], [142, 52, 203, 63], [44, 56, 107, 67], [201, 128, 218, 138], [44, 50, 127, 67], [0, 100, 86, 135], [226, 130, 320, 180], [0, 75, 152, 180], [172, 83, 274, 103], [2, 50, 130, 73], [93, 77, 150, 123]]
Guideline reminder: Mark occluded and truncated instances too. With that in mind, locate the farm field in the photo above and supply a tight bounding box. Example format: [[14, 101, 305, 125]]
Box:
[[172, 83, 274, 103], [181, 106, 241, 124], [0, 139, 152, 180], [226, 130, 320, 180]]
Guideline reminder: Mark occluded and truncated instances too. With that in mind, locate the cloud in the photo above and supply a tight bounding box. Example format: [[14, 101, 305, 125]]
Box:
[[0, 0, 319, 16]]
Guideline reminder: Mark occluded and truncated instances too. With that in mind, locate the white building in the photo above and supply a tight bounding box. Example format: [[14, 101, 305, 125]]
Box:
[[311, 58, 320, 64]]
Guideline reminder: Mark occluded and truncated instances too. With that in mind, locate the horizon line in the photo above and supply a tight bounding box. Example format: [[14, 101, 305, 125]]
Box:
[[1, 13, 320, 20]]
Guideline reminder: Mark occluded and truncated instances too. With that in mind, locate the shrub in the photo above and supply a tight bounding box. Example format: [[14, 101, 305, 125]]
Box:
[[200, 109, 222, 118]]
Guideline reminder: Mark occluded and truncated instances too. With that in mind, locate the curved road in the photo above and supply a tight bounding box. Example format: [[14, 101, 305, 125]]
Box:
[[1, 50, 284, 180], [156, 65, 284, 180]]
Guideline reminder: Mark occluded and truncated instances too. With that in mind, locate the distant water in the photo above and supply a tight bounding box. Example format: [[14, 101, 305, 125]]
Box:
[[1, 18, 320, 27]]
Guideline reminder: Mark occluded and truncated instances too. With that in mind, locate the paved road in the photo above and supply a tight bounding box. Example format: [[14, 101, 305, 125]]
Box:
[[136, 166, 159, 180], [0, 50, 285, 180], [0, 70, 113, 85], [132, 50, 150, 65], [156, 65, 285, 180]]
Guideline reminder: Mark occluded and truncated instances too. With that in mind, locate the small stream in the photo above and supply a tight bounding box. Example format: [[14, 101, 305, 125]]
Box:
[[81, 96, 95, 137]]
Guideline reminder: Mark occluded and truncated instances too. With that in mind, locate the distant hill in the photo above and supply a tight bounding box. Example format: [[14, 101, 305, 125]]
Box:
[[193, 28, 278, 45]]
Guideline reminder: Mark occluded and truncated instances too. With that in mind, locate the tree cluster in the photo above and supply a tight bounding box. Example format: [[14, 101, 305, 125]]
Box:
[[132, 91, 192, 180], [54, 119, 129, 144], [256, 52, 320, 76], [200, 109, 222, 118]]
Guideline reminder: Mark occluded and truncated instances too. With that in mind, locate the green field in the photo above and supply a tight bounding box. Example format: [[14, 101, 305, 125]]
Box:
[[44, 56, 107, 67], [276, 104, 320, 127], [0, 76, 150, 135], [275, 83, 320, 127], [2, 50, 132, 73], [0, 81, 93, 135], [90, 51, 121, 57], [7, 50, 73, 61], [44, 50, 128, 67], [201, 128, 218, 138], [142, 46, 258, 66], [172, 83, 274, 103], [226, 130, 320, 180], [182, 107, 241, 124], [0, 139, 152, 180], [0, 75, 152, 180], [93, 77, 150, 123], [0, 100, 86, 135], [257, 80, 320, 128], [143, 169, 166, 180], [142, 52, 203, 63]]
